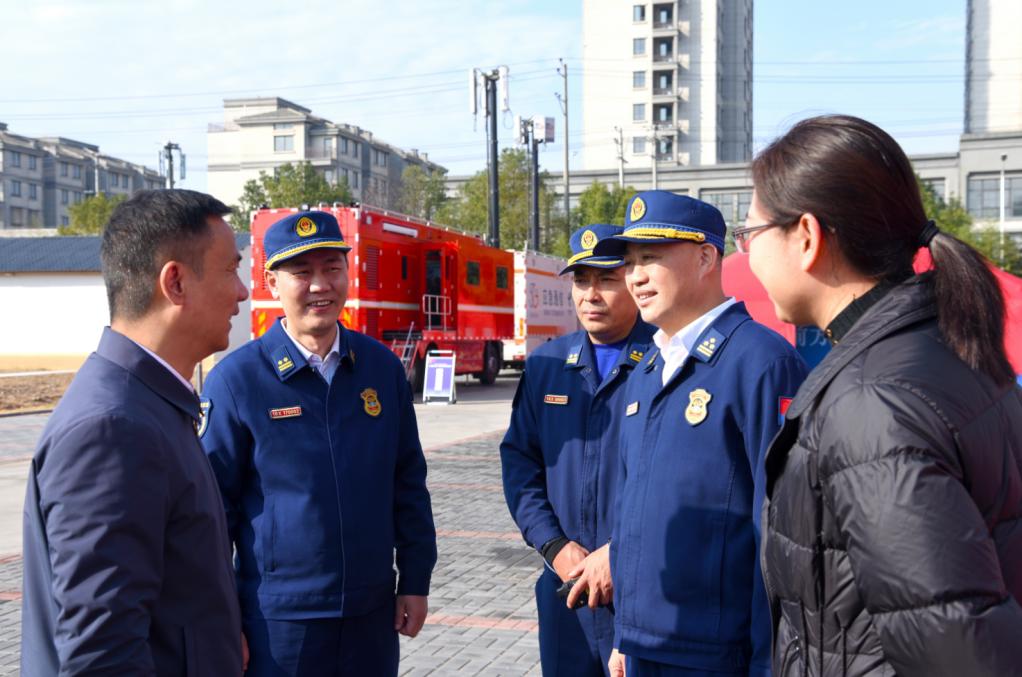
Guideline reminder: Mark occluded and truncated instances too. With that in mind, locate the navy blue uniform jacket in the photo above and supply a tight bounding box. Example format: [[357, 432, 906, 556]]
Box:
[[501, 321, 655, 556], [200, 320, 437, 620], [21, 328, 242, 676], [611, 303, 807, 676]]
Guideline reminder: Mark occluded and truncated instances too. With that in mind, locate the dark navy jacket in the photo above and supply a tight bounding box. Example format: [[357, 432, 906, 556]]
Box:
[[200, 319, 436, 620], [611, 303, 807, 676], [22, 328, 242, 676], [501, 320, 655, 556]]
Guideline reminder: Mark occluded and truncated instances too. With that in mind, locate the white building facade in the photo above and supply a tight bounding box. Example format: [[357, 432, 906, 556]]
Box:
[[581, 0, 753, 171]]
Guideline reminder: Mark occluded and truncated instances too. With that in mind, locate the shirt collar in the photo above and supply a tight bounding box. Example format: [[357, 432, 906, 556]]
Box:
[[653, 297, 737, 359], [130, 339, 196, 394], [281, 320, 341, 364]]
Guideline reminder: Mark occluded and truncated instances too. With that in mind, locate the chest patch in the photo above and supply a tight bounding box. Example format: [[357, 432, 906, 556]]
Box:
[[361, 388, 382, 417], [685, 388, 712, 426], [544, 394, 569, 405], [269, 405, 302, 420]]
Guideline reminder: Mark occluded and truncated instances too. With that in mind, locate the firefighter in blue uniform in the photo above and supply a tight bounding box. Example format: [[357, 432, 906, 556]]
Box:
[[501, 223, 656, 676], [594, 192, 807, 677], [200, 211, 437, 676]]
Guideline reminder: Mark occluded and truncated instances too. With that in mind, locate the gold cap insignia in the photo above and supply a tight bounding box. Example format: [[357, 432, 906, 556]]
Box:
[[629, 197, 647, 222], [579, 229, 598, 250], [361, 388, 382, 417], [685, 388, 712, 426], [295, 216, 318, 238]]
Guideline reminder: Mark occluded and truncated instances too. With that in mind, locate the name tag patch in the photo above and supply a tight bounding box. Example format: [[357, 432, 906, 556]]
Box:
[[626, 401, 639, 416], [269, 406, 303, 420], [544, 394, 569, 405]]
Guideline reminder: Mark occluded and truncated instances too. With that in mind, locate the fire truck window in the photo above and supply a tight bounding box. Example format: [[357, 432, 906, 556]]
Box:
[[467, 261, 481, 286], [496, 266, 509, 289], [402, 256, 408, 280]]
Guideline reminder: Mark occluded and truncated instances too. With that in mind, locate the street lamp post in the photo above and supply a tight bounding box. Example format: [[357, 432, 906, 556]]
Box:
[[1000, 153, 1008, 262]]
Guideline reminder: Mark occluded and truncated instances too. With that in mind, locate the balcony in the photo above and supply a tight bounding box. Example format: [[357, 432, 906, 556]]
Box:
[[307, 146, 337, 161], [653, 85, 674, 97], [653, 52, 674, 63]]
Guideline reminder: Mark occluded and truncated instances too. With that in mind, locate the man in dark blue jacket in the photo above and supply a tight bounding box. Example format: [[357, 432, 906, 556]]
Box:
[[22, 189, 248, 676], [595, 192, 807, 677], [200, 211, 437, 676], [501, 223, 656, 676]]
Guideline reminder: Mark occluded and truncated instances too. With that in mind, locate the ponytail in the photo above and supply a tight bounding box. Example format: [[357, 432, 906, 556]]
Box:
[[927, 231, 1015, 386]]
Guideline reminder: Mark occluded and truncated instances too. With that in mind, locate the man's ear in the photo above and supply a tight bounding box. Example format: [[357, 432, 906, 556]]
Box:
[[698, 243, 720, 275], [265, 269, 280, 300], [796, 213, 827, 273], [157, 260, 187, 307]]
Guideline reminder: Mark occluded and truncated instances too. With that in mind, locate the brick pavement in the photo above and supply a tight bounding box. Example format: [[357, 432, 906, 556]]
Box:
[[0, 427, 546, 675]]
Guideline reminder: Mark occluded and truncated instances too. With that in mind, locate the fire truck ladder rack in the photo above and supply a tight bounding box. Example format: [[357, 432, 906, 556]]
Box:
[[421, 294, 452, 332], [392, 322, 418, 379]]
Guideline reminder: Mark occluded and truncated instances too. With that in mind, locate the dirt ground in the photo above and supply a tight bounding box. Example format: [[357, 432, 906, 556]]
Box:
[[0, 374, 74, 413]]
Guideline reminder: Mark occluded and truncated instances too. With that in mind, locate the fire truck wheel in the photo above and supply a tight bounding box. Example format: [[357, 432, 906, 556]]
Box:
[[478, 343, 500, 385], [410, 356, 426, 393]]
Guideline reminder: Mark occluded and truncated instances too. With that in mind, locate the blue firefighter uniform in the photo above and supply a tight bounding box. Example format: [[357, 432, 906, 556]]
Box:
[[595, 192, 809, 677], [200, 211, 436, 676], [501, 223, 656, 676]]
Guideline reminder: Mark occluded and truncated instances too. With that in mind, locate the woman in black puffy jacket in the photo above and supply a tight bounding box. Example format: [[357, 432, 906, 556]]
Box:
[[738, 114, 1022, 676]]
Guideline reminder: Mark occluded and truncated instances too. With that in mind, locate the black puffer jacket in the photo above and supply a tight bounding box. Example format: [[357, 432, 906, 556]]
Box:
[[761, 276, 1022, 676]]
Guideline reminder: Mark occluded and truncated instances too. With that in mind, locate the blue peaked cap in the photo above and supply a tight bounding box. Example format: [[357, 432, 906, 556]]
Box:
[[594, 190, 727, 254], [264, 211, 351, 270], [559, 223, 627, 275]]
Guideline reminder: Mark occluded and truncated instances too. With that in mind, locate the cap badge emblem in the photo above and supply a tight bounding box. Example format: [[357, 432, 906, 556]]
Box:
[[295, 216, 318, 237], [580, 229, 598, 250], [630, 197, 647, 222]]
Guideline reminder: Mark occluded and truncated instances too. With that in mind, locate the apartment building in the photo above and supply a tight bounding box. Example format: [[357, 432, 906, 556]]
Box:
[[207, 97, 443, 211]]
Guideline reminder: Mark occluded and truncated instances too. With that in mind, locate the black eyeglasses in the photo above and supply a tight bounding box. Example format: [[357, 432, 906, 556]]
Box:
[[732, 223, 781, 254]]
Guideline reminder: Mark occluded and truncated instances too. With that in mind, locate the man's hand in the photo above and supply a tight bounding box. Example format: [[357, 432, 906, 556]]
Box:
[[394, 595, 428, 638], [566, 543, 613, 609], [241, 631, 249, 672], [609, 648, 626, 677], [551, 541, 589, 582]]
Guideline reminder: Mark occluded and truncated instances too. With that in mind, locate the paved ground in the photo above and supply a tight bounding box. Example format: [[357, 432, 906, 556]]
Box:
[[0, 372, 544, 675]]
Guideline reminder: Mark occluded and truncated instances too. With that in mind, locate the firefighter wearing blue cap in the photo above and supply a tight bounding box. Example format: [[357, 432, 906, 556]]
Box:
[[200, 210, 437, 676], [593, 192, 808, 677], [501, 223, 656, 676]]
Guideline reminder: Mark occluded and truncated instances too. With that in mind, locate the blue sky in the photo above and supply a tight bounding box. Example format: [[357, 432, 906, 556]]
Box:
[[0, 1, 967, 190]]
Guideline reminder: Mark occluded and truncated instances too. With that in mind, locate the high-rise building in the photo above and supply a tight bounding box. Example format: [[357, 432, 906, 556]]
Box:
[[965, 0, 1022, 134], [582, 0, 753, 172], [207, 97, 443, 212]]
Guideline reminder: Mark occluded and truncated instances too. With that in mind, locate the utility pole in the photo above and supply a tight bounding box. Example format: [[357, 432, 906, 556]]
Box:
[[1000, 153, 1008, 262], [613, 126, 626, 188], [517, 116, 554, 251], [556, 59, 570, 229], [472, 68, 507, 249], [162, 142, 185, 189]]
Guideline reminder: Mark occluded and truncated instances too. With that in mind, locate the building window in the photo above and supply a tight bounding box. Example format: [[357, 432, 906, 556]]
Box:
[[1012, 176, 1022, 218], [341, 138, 349, 154], [919, 177, 946, 202], [466, 261, 481, 286], [633, 137, 646, 154], [351, 173, 359, 189], [74, 191, 82, 203], [10, 207, 24, 226], [655, 4, 673, 26], [701, 190, 753, 229], [61, 189, 69, 205], [654, 103, 673, 123], [28, 155, 36, 171], [496, 266, 509, 290], [353, 143, 359, 158], [72, 164, 81, 179], [632, 103, 646, 122], [273, 123, 294, 130], [657, 136, 674, 159], [28, 210, 41, 227], [967, 175, 1003, 219], [633, 71, 646, 88], [110, 173, 118, 187], [61, 216, 69, 227], [274, 135, 294, 152], [655, 70, 673, 95], [324, 169, 335, 184], [10, 151, 21, 168], [633, 38, 646, 56], [633, 4, 645, 21], [11, 180, 21, 197], [60, 162, 68, 177], [29, 183, 37, 200], [654, 37, 673, 61]]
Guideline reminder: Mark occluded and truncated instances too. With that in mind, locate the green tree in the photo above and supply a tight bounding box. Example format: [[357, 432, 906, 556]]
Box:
[[397, 165, 448, 220], [918, 177, 1022, 274], [60, 193, 126, 235], [575, 181, 638, 227], [438, 148, 558, 251], [232, 162, 351, 231]]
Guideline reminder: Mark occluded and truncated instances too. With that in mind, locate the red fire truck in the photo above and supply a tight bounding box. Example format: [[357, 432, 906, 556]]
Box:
[[249, 205, 515, 388]]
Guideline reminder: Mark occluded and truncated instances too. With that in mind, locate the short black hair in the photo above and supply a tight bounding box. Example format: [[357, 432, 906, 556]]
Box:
[[101, 189, 231, 320]]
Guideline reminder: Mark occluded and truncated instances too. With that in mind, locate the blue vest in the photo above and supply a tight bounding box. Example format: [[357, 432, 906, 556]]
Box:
[[200, 320, 437, 619], [611, 303, 807, 673]]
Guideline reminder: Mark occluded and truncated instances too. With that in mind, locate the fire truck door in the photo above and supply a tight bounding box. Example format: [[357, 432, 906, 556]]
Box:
[[423, 247, 457, 331]]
